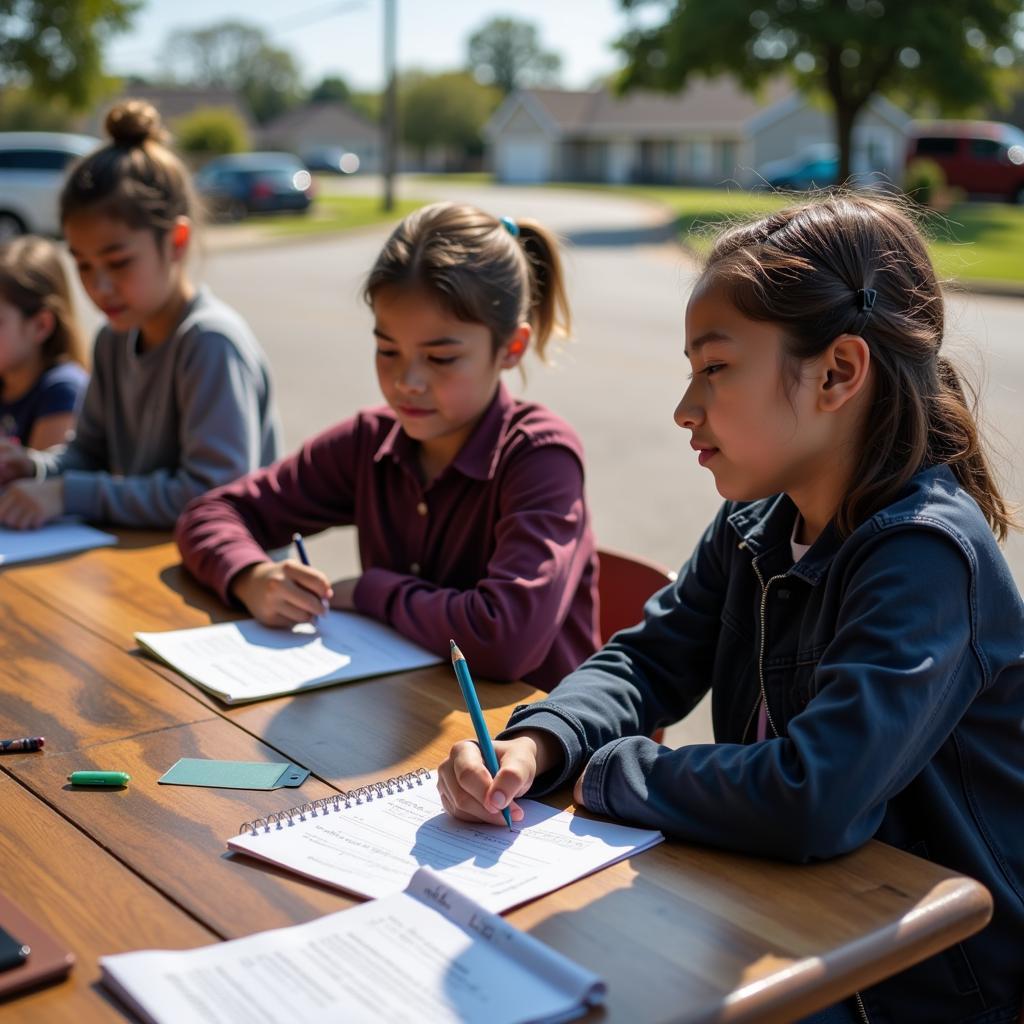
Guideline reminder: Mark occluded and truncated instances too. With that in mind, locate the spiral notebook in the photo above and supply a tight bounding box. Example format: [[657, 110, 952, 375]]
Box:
[[227, 768, 664, 914], [100, 867, 606, 1024]]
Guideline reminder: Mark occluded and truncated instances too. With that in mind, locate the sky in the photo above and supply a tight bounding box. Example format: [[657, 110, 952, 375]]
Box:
[[105, 0, 664, 92]]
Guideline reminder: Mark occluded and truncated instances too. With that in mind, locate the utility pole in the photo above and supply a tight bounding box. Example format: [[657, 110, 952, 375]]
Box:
[[381, 0, 397, 211]]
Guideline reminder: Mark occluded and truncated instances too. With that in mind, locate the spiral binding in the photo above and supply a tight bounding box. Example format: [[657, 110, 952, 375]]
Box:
[[239, 767, 432, 836]]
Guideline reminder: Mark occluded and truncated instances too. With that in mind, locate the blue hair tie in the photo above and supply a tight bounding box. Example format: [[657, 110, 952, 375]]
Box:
[[500, 215, 520, 238]]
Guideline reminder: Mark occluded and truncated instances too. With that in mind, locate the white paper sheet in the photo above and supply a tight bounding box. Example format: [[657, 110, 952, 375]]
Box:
[[100, 868, 606, 1024], [134, 610, 442, 703], [0, 521, 116, 566], [229, 783, 663, 914]]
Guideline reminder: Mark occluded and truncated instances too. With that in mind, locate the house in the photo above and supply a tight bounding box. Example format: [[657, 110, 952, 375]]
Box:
[[750, 91, 910, 181], [259, 102, 379, 173], [84, 83, 256, 138], [484, 77, 910, 187]]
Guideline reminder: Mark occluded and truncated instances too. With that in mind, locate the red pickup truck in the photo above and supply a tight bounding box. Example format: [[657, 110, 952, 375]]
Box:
[[906, 120, 1024, 203]]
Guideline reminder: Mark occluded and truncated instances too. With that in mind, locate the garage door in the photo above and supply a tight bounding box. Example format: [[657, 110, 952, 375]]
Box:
[[499, 139, 552, 183]]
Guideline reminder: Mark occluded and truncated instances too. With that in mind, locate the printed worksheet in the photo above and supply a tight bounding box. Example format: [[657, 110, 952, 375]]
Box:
[[135, 610, 442, 703], [100, 868, 606, 1024], [228, 783, 663, 913]]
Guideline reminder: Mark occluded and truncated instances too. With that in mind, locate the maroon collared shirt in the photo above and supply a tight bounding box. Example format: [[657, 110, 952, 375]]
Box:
[[176, 384, 599, 690]]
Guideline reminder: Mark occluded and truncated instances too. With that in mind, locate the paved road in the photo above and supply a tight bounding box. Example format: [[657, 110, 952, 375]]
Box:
[[75, 178, 1024, 744]]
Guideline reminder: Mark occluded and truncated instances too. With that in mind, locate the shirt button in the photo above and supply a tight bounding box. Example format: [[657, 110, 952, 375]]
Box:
[[416, 501, 428, 517], [410, 562, 421, 575]]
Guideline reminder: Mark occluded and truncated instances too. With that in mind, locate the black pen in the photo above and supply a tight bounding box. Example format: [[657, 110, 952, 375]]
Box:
[[292, 533, 329, 615]]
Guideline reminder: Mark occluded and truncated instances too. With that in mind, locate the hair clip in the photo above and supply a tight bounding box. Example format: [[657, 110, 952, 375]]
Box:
[[851, 287, 877, 335], [500, 215, 520, 238]]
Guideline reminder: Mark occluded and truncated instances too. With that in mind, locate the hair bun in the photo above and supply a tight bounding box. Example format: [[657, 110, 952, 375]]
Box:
[[105, 99, 167, 147]]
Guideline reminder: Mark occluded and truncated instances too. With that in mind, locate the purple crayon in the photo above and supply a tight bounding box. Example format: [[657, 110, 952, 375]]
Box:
[[0, 736, 45, 753]]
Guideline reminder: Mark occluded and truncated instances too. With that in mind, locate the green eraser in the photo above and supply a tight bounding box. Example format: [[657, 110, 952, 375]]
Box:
[[68, 770, 131, 786]]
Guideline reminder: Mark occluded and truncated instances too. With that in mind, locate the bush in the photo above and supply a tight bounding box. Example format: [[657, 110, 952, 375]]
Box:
[[904, 158, 947, 208], [0, 88, 75, 132], [173, 107, 249, 159]]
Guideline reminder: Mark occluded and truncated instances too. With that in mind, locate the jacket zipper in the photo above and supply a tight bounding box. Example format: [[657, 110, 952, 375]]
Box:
[[751, 547, 868, 1021], [751, 556, 786, 739], [854, 992, 870, 1023]]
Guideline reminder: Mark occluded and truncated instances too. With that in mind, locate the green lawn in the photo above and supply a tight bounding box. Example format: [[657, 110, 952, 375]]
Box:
[[246, 195, 426, 238], [923, 205, 1024, 285], [411, 172, 495, 186], [558, 183, 1024, 287]]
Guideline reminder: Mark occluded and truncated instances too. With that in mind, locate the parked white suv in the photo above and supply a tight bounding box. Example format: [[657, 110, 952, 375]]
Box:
[[0, 132, 99, 241]]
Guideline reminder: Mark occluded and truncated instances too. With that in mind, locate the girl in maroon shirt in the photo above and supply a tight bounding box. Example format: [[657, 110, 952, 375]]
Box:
[[177, 202, 599, 690]]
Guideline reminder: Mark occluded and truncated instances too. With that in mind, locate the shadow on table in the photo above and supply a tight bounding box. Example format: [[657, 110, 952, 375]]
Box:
[[112, 528, 180, 551], [158, 564, 242, 624]]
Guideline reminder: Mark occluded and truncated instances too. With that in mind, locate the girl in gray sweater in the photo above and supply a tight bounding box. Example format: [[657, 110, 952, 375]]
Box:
[[0, 99, 280, 529]]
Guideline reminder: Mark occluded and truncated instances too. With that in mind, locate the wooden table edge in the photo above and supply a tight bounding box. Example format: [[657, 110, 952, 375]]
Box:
[[719, 876, 993, 1023]]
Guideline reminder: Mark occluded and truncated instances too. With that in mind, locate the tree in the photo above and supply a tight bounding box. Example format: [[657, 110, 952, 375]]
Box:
[[309, 75, 351, 105], [0, 0, 138, 109], [467, 17, 561, 94], [400, 71, 501, 161], [616, 0, 1024, 181], [162, 20, 303, 124]]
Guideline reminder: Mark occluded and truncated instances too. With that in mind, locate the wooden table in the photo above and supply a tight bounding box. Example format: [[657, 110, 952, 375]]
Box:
[[0, 534, 993, 1023]]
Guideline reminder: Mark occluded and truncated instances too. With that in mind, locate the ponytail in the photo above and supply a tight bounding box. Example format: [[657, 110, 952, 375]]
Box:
[[929, 356, 1012, 541], [516, 219, 571, 362]]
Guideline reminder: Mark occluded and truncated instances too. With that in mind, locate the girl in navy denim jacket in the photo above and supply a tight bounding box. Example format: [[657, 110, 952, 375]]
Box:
[[439, 195, 1024, 1023]]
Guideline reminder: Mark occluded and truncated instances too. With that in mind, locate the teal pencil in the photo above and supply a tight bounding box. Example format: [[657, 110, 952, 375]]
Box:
[[450, 640, 513, 829]]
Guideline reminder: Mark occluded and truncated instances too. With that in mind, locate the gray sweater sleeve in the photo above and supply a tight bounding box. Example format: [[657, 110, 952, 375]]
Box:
[[57, 331, 269, 528], [33, 341, 111, 475]]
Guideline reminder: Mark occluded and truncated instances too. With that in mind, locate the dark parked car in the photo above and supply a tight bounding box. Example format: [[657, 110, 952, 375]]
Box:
[[301, 145, 360, 174], [906, 120, 1024, 203], [194, 153, 314, 221]]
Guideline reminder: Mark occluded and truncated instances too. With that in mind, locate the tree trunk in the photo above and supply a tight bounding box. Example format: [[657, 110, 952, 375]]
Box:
[[834, 101, 856, 184]]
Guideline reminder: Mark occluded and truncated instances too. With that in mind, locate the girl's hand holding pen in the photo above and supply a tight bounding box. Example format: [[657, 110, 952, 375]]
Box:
[[231, 560, 333, 627], [437, 729, 562, 827]]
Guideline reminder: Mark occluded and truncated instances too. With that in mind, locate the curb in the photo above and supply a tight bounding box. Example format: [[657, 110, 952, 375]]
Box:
[[944, 278, 1024, 301], [201, 215, 401, 255]]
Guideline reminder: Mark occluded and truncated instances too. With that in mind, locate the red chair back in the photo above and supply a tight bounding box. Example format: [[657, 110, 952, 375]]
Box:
[[597, 548, 676, 644], [596, 549, 676, 744]]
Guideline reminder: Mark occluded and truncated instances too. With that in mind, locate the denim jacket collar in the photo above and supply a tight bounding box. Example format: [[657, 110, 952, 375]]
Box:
[[727, 493, 845, 587], [726, 466, 965, 588]]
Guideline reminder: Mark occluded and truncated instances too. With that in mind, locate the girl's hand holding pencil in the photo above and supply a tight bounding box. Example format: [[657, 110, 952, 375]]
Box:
[[437, 728, 564, 827], [231, 560, 334, 628]]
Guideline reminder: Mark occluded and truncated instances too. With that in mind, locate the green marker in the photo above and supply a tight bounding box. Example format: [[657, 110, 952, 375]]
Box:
[[67, 771, 131, 786]]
